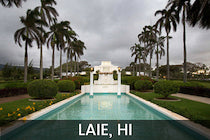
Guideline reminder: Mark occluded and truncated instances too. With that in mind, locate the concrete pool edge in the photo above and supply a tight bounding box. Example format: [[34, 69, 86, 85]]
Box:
[[1, 92, 85, 136], [127, 92, 210, 139]]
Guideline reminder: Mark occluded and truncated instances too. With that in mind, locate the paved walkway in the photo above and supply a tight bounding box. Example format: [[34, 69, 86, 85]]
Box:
[[0, 94, 30, 104], [172, 93, 210, 104]]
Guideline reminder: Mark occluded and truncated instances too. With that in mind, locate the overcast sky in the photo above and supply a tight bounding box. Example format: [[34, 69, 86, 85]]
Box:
[[0, 0, 210, 69]]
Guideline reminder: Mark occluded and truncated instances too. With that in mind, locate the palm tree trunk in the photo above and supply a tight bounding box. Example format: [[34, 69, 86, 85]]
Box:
[[143, 43, 146, 76], [77, 59, 79, 76], [156, 45, 159, 80], [139, 58, 141, 77], [74, 56, 76, 76], [135, 62, 138, 76], [60, 49, 62, 79], [40, 23, 43, 80], [183, 6, 187, 83], [166, 32, 170, 80], [40, 44, 43, 80], [132, 64, 135, 76], [149, 53, 152, 78], [70, 57, 73, 76], [51, 46, 55, 80], [66, 53, 68, 78], [24, 41, 28, 83]]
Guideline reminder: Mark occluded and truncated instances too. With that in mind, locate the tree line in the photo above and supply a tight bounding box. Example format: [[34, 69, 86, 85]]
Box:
[[130, 0, 210, 82]]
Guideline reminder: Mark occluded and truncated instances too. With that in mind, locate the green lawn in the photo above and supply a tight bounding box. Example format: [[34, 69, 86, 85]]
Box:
[[0, 91, 79, 126], [131, 91, 210, 128]]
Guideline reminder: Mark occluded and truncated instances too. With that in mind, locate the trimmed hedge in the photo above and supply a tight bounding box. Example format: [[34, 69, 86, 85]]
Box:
[[4, 82, 27, 89], [179, 87, 210, 98], [62, 76, 87, 89], [28, 80, 58, 99], [0, 88, 27, 98], [179, 82, 209, 98], [57, 80, 75, 92], [154, 81, 179, 98], [180, 81, 204, 88], [134, 80, 153, 91], [122, 76, 154, 90]]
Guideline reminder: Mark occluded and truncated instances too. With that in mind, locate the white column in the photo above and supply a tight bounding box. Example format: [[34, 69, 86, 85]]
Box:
[[90, 71, 93, 96], [117, 71, 121, 96]]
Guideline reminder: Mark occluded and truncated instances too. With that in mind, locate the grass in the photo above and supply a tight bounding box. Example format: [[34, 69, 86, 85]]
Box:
[[0, 91, 80, 126], [131, 91, 210, 128]]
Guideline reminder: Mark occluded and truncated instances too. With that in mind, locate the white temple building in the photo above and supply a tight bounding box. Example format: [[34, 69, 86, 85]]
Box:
[[81, 61, 130, 95]]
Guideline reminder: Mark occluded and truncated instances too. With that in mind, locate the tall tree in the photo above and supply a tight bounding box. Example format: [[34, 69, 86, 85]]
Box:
[[35, 0, 58, 80], [155, 8, 179, 80], [155, 36, 166, 79], [58, 21, 72, 79], [64, 30, 77, 77], [167, 0, 191, 83], [14, 9, 43, 83], [47, 20, 71, 80], [144, 25, 158, 77], [188, 0, 210, 29], [71, 39, 86, 76], [130, 43, 144, 76], [138, 28, 148, 76], [129, 62, 136, 76], [0, 0, 26, 7]]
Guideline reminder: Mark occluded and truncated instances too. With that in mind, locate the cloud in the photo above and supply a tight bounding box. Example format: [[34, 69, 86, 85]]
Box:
[[0, 0, 210, 69]]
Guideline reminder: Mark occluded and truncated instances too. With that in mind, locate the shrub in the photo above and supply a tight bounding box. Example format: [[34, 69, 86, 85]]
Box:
[[63, 76, 85, 89], [154, 81, 179, 98], [54, 79, 60, 83], [28, 80, 58, 99], [57, 80, 75, 92], [134, 80, 153, 91], [122, 76, 154, 90]]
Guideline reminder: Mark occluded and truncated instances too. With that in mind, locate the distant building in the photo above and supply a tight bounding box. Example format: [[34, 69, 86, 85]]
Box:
[[192, 70, 210, 75], [61, 71, 87, 76], [125, 71, 131, 75]]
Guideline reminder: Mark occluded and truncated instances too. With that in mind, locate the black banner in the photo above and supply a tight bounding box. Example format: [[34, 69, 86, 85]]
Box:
[[1, 120, 209, 140]]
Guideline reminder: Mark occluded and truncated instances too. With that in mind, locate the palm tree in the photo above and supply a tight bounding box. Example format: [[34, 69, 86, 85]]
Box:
[[138, 28, 148, 76], [71, 39, 86, 76], [144, 25, 158, 77], [14, 9, 43, 83], [130, 43, 144, 77], [155, 8, 179, 80], [129, 62, 136, 76], [167, 0, 191, 83], [35, 0, 58, 80], [64, 30, 77, 78], [0, 0, 26, 7], [64, 43, 71, 78], [58, 21, 72, 79], [155, 36, 166, 79], [47, 20, 71, 80], [188, 0, 210, 29]]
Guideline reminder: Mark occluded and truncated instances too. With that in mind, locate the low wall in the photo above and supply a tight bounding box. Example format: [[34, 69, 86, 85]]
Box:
[[81, 85, 130, 94]]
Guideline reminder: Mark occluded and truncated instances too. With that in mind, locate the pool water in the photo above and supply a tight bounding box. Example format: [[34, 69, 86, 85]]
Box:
[[41, 93, 170, 120]]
